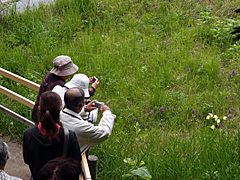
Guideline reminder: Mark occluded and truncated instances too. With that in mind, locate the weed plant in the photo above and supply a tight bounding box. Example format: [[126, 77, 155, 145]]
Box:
[[1, 0, 240, 179]]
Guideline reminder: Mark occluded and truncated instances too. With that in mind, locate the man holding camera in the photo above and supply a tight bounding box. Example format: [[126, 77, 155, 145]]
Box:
[[60, 88, 116, 154]]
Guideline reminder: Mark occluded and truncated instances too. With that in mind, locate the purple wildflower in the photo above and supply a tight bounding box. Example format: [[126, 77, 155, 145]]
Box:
[[187, 66, 190, 71], [150, 110, 154, 114], [232, 97, 234, 100], [229, 114, 232, 119], [186, 119, 189, 122], [217, 88, 220, 91], [228, 109, 232, 114], [232, 69, 236, 75], [226, 96, 228, 99], [147, 113, 149, 115], [229, 100, 232, 105], [219, 123, 222, 128], [23, 50, 26, 54], [159, 107, 164, 111], [229, 74, 232, 77], [192, 110, 195, 114], [174, 106, 176, 108], [133, 118, 136, 121]]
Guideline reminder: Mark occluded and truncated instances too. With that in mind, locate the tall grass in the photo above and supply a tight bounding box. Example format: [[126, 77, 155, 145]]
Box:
[[1, 0, 240, 179]]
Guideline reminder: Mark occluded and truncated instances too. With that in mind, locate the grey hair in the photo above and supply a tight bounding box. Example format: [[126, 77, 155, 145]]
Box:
[[0, 141, 10, 168]]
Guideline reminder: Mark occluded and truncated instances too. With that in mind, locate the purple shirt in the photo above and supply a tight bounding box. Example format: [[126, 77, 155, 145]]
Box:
[[32, 72, 66, 123]]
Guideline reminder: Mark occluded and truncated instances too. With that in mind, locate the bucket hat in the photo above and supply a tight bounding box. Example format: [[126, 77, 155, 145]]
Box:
[[50, 55, 78, 76], [65, 74, 90, 98]]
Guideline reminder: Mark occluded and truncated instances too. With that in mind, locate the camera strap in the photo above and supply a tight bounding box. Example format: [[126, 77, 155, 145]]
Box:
[[62, 110, 82, 121]]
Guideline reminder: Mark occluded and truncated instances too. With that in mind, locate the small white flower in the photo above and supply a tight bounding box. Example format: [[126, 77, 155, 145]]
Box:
[[217, 119, 220, 124], [206, 115, 210, 119], [223, 116, 227, 120], [209, 113, 213, 117], [213, 115, 218, 120], [102, 34, 104, 37], [210, 125, 215, 130], [10, 122, 13, 126]]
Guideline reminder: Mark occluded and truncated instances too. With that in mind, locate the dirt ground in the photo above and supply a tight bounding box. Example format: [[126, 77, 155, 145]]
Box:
[[0, 136, 31, 180]]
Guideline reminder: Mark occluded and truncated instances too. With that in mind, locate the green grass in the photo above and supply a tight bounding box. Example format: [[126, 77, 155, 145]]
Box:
[[1, 0, 240, 179]]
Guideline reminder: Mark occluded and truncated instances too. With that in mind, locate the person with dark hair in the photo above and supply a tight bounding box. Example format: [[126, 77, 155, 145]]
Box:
[[60, 88, 116, 154], [24, 91, 81, 180], [37, 157, 81, 180], [0, 140, 22, 180], [32, 55, 79, 124]]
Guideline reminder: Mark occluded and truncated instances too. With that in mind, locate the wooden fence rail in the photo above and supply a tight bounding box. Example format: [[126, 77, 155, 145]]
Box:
[[0, 68, 92, 180]]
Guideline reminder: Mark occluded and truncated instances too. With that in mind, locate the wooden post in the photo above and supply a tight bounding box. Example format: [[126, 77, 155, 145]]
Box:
[[88, 155, 98, 180]]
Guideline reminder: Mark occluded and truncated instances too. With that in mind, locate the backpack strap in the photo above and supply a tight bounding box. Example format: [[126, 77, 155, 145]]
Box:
[[62, 127, 69, 157], [43, 73, 52, 92]]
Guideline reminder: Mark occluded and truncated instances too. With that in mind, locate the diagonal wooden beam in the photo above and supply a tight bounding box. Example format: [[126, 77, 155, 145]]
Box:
[[0, 85, 35, 109], [0, 105, 35, 127], [0, 68, 40, 91]]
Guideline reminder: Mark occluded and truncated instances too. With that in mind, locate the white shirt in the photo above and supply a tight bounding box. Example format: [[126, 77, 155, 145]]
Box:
[[52, 85, 86, 115], [52, 85, 68, 108], [0, 170, 22, 180], [60, 108, 116, 153]]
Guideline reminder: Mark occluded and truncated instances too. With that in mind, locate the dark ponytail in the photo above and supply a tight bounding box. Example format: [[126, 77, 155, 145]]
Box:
[[38, 91, 62, 140]]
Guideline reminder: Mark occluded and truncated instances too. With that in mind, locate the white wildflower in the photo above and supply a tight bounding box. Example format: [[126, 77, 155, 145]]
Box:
[[210, 125, 215, 130], [209, 113, 213, 118], [223, 116, 227, 120]]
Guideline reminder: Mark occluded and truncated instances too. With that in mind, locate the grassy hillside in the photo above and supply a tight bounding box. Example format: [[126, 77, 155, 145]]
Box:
[[1, 0, 240, 179]]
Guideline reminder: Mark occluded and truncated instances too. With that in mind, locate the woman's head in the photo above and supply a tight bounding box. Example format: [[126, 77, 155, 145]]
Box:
[[38, 91, 62, 138], [37, 157, 81, 180]]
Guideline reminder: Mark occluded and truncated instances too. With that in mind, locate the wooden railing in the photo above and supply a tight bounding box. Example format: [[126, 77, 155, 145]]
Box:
[[0, 67, 91, 180]]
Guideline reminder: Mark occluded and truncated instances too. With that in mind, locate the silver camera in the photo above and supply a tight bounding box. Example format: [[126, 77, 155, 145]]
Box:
[[94, 101, 102, 109]]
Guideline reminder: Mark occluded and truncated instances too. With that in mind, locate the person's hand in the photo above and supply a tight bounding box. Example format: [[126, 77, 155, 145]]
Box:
[[85, 100, 97, 112], [89, 77, 94, 84], [92, 79, 99, 89], [84, 99, 91, 105], [101, 102, 111, 113]]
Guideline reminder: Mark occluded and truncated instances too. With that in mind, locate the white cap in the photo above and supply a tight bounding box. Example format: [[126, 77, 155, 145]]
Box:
[[65, 74, 90, 98]]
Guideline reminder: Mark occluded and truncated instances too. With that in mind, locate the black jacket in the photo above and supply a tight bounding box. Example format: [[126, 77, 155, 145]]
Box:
[[23, 126, 81, 180]]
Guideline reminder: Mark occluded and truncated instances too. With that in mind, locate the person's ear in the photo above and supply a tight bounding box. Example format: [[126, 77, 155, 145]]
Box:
[[59, 106, 62, 111], [38, 106, 41, 111]]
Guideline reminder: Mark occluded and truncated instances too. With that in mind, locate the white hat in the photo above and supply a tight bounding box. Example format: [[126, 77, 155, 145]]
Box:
[[50, 55, 78, 76], [65, 74, 90, 97]]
